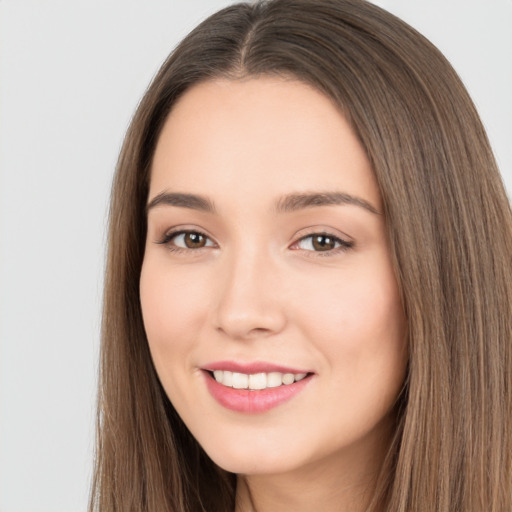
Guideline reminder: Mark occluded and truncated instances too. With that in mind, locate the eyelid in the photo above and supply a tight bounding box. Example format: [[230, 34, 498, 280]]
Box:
[[289, 228, 354, 255], [154, 225, 353, 255], [155, 226, 218, 251]]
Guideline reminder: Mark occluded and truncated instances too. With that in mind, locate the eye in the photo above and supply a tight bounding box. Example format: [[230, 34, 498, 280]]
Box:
[[158, 230, 215, 250], [292, 233, 353, 253]]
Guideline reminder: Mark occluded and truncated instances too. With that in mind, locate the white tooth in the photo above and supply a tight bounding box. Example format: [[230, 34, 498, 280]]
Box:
[[232, 372, 249, 389], [222, 370, 233, 387], [267, 372, 283, 388], [249, 373, 267, 390], [294, 373, 307, 382], [282, 373, 295, 385], [213, 370, 223, 383]]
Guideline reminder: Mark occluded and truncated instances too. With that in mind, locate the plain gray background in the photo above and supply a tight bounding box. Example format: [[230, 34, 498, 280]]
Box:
[[1, 1, 511, 511]]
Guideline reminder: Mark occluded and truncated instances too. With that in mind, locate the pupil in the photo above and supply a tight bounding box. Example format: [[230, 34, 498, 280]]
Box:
[[185, 232, 205, 248], [313, 235, 334, 251]]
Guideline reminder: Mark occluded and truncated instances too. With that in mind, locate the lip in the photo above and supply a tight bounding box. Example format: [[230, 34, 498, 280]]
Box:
[[203, 360, 311, 375], [201, 361, 314, 414]]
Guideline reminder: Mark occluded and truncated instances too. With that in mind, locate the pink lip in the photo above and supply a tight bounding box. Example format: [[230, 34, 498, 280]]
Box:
[[201, 361, 314, 414], [203, 360, 310, 374]]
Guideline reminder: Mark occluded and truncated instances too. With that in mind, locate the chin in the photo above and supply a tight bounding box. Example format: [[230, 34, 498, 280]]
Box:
[[201, 437, 305, 476]]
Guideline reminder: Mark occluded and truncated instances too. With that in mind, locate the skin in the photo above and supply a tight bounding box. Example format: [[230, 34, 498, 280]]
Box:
[[140, 77, 408, 512]]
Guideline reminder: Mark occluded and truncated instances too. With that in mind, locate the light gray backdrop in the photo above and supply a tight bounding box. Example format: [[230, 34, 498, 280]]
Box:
[[0, 1, 510, 511]]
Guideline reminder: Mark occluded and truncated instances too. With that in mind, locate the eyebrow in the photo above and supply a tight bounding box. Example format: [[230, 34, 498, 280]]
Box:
[[146, 192, 216, 213], [146, 190, 380, 215], [275, 191, 380, 215]]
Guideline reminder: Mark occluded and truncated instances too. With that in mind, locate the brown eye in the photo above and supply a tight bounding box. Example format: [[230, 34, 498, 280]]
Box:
[[294, 233, 353, 253], [162, 231, 215, 250], [183, 232, 207, 248], [311, 235, 337, 251]]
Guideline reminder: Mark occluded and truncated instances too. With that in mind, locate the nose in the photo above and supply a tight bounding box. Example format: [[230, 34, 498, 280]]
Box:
[[213, 247, 287, 341]]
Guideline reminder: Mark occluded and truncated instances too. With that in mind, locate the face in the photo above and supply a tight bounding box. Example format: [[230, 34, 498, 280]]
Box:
[[140, 77, 407, 477]]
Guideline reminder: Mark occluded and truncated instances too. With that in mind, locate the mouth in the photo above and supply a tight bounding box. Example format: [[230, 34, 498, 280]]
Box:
[[201, 364, 314, 413], [206, 369, 310, 390]]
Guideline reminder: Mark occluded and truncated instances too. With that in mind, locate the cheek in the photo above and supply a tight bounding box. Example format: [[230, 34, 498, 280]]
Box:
[[294, 257, 407, 385], [294, 262, 407, 443], [299, 260, 403, 334], [139, 258, 209, 365]]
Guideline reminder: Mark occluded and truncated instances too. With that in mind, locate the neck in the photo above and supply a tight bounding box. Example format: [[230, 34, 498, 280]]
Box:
[[235, 468, 375, 512]]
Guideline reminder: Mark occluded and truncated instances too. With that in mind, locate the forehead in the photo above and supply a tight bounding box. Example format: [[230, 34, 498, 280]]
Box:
[[149, 77, 381, 212]]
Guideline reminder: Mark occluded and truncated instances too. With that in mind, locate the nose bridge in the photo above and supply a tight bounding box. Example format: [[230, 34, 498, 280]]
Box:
[[214, 240, 286, 339]]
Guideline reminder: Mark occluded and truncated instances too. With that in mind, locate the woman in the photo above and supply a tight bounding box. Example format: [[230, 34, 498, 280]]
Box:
[[90, 0, 512, 510]]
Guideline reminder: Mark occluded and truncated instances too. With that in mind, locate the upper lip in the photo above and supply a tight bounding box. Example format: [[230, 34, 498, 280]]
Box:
[[201, 360, 312, 374]]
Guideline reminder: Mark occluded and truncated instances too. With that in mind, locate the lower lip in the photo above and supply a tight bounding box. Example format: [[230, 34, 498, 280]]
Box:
[[203, 372, 313, 413]]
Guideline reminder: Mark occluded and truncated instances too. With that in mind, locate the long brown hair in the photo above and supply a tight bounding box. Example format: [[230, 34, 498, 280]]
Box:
[[90, 1, 512, 510]]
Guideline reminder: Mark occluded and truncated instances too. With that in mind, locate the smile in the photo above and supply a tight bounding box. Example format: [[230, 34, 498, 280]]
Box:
[[202, 364, 314, 413], [212, 370, 308, 390]]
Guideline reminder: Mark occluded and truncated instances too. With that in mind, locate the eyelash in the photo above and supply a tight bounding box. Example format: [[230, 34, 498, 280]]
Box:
[[156, 230, 215, 254], [156, 229, 354, 256], [291, 232, 354, 256]]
